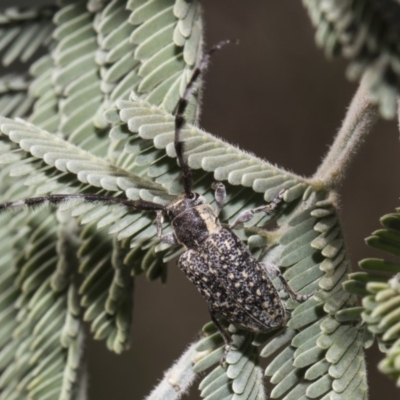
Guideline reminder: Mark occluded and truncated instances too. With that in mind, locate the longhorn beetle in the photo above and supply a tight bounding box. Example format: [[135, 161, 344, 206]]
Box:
[[0, 41, 312, 363]]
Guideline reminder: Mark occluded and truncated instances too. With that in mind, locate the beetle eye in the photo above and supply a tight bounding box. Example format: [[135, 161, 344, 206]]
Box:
[[187, 193, 196, 200]]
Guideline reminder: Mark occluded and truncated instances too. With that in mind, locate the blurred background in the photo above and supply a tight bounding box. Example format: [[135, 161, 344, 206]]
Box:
[[5, 0, 400, 399]]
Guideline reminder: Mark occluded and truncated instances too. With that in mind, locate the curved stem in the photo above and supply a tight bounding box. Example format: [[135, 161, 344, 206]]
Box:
[[313, 77, 379, 189], [144, 341, 198, 400]]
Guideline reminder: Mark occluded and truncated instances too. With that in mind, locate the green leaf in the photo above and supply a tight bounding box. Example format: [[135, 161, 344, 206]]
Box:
[[303, 0, 400, 119]]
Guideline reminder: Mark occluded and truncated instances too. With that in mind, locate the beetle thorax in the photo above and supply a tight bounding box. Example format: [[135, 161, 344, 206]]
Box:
[[166, 195, 221, 249]]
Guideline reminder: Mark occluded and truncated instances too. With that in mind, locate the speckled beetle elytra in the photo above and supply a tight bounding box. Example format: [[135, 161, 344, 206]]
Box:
[[0, 41, 312, 363]]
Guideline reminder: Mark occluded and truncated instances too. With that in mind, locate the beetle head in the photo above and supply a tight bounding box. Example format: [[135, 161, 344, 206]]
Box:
[[166, 192, 207, 219]]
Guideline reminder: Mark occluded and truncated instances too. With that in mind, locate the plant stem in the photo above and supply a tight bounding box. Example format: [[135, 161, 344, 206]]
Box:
[[144, 341, 198, 400], [313, 77, 379, 189]]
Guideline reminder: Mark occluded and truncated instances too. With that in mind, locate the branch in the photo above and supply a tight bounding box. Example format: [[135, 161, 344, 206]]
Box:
[[144, 342, 198, 400], [313, 77, 379, 189]]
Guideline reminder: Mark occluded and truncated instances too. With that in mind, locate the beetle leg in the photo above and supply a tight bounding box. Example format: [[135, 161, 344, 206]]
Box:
[[209, 307, 232, 365], [156, 211, 177, 244], [260, 261, 313, 302], [211, 182, 227, 216], [229, 188, 286, 229]]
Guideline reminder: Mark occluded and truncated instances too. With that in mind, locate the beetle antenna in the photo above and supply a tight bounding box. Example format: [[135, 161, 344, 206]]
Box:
[[174, 40, 233, 197], [0, 194, 166, 214]]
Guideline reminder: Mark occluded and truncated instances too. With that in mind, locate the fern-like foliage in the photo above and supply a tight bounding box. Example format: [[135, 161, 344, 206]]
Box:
[[303, 0, 400, 119], [0, 5, 55, 67], [346, 208, 400, 388], [0, 1, 393, 399], [0, 0, 202, 399]]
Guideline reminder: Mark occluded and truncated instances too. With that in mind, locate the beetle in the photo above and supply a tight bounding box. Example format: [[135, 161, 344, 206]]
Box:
[[0, 41, 311, 362]]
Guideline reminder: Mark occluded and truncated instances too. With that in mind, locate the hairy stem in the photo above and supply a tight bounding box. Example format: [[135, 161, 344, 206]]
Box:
[[313, 77, 379, 188], [144, 342, 198, 400]]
